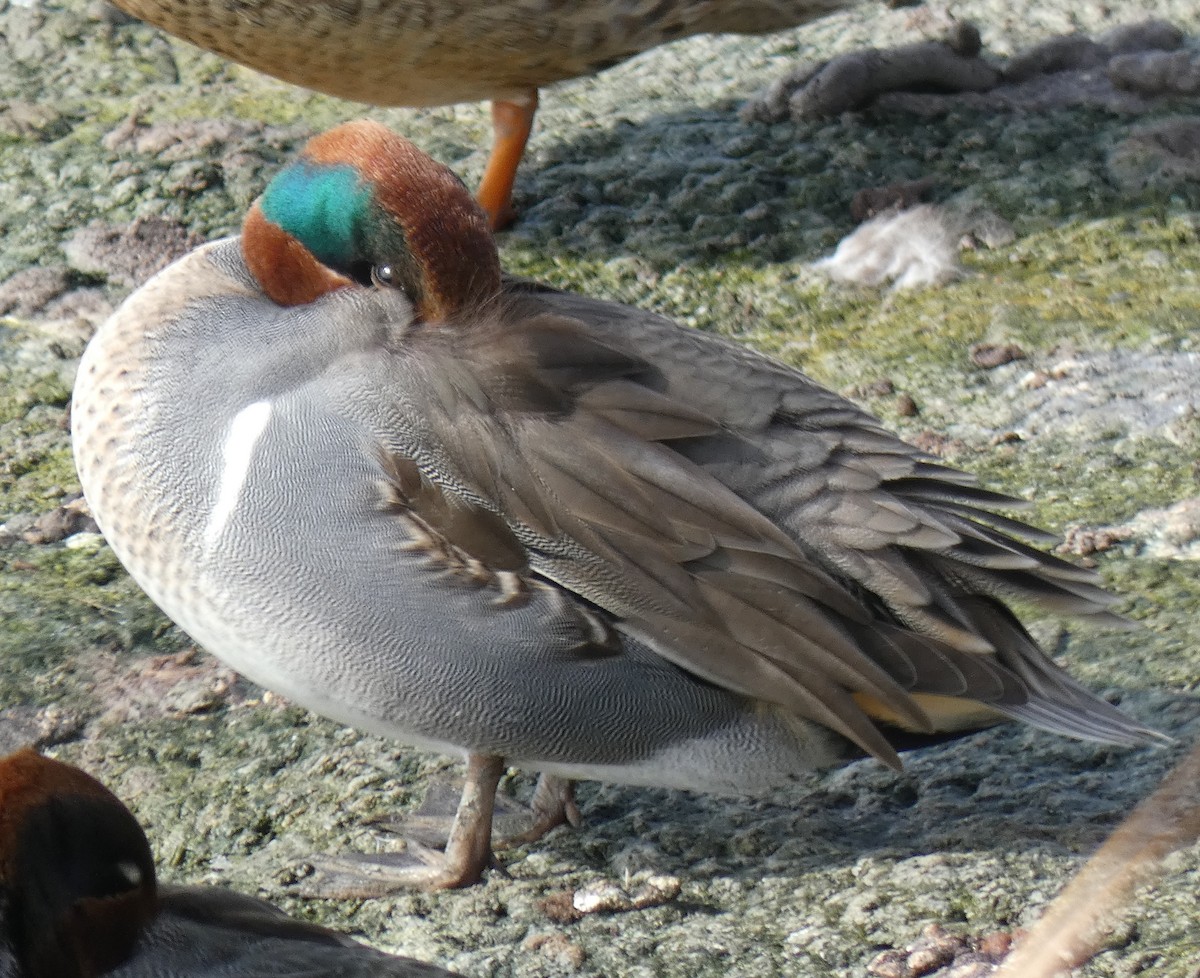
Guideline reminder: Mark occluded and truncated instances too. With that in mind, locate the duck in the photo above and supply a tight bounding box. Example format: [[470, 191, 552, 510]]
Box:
[[106, 0, 861, 228], [0, 747, 461, 977], [72, 118, 1161, 894]]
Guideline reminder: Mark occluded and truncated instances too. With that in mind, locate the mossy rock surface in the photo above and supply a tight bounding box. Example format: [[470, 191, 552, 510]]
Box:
[[1, 0, 1198, 975]]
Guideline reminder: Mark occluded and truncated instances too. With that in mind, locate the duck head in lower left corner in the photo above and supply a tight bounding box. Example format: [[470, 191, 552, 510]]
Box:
[[0, 748, 157, 978]]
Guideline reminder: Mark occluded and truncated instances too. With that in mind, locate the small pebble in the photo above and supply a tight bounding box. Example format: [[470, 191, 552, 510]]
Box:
[[969, 342, 1027, 369]]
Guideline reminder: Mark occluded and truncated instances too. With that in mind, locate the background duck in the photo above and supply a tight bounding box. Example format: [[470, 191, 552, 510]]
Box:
[[0, 748, 461, 978], [72, 119, 1160, 894], [104, 0, 862, 227]]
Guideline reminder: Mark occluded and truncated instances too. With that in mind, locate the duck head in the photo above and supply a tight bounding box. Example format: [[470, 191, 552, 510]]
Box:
[[243, 120, 504, 322], [0, 749, 156, 978]]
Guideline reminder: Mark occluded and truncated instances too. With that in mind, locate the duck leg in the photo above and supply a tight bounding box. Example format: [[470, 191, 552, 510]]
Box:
[[497, 773, 583, 848], [476, 91, 537, 231], [299, 753, 505, 897], [400, 772, 581, 850]]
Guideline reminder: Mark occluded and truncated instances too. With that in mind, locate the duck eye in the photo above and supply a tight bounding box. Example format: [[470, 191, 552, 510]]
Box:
[[116, 860, 143, 887], [372, 264, 402, 290]]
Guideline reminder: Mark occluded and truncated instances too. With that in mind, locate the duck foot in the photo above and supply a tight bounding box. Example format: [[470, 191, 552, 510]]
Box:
[[379, 772, 582, 850], [496, 773, 582, 848], [297, 754, 505, 897]]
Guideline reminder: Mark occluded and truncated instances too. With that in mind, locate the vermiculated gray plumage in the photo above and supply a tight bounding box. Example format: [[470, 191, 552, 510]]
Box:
[[73, 237, 1157, 804]]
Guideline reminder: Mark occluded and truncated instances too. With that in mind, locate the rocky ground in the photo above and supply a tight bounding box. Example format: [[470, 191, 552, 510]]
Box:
[[1, 0, 1199, 975]]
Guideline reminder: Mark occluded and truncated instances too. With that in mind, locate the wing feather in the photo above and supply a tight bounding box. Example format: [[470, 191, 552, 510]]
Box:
[[372, 292, 1158, 760]]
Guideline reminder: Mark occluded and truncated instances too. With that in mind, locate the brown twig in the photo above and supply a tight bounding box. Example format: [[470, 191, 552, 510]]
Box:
[[994, 740, 1200, 978]]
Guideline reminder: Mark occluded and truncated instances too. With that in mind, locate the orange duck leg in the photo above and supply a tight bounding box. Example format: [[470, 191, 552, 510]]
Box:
[[477, 91, 538, 231]]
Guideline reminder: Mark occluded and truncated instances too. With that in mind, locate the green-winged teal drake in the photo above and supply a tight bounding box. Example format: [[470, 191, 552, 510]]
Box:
[[72, 119, 1159, 892]]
